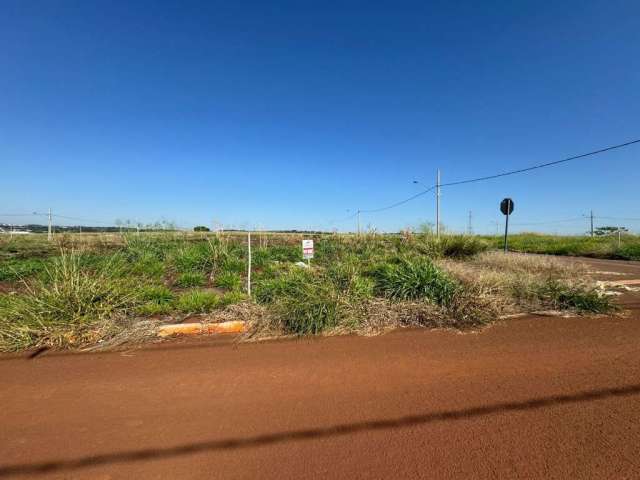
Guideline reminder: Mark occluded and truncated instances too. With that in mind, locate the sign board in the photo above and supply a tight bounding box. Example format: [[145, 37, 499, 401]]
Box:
[[500, 198, 514, 216], [302, 239, 314, 260]]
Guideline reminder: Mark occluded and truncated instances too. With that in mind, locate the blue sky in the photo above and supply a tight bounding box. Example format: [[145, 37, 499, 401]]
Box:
[[1, 0, 639, 233]]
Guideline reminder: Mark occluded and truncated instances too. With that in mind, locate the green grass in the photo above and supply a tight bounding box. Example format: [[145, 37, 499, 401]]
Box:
[[0, 251, 140, 350], [484, 233, 640, 260], [214, 271, 243, 291], [0, 231, 625, 349], [370, 256, 458, 305], [535, 280, 614, 313], [175, 272, 206, 288], [0, 258, 48, 282], [176, 290, 220, 313]]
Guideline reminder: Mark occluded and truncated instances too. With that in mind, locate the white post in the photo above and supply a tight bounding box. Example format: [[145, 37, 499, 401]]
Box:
[[436, 169, 441, 238], [618, 225, 621, 248], [47, 208, 52, 241], [247, 231, 252, 296]]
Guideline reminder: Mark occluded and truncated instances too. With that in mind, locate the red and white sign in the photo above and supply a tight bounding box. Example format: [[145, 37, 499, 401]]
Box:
[[302, 239, 314, 259]]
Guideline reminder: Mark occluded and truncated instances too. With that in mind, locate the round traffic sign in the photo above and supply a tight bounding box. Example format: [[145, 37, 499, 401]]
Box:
[[500, 198, 514, 216]]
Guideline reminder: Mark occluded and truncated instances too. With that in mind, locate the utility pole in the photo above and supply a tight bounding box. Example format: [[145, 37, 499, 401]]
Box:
[[47, 208, 52, 241], [357, 210, 361, 236], [467, 210, 473, 235], [590, 210, 594, 237], [436, 169, 441, 238]]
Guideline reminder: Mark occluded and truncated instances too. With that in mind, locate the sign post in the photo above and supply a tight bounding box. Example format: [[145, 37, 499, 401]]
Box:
[[500, 198, 514, 253], [302, 239, 314, 265]]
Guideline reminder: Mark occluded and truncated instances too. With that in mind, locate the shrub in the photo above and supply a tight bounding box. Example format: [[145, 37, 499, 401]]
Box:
[[370, 256, 458, 305], [175, 272, 206, 288], [176, 291, 220, 313]]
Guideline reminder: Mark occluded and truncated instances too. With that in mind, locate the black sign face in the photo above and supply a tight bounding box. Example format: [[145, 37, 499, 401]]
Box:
[[500, 198, 514, 216]]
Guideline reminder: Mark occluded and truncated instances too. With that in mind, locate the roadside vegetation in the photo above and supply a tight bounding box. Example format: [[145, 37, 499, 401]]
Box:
[[483, 233, 640, 260], [0, 231, 615, 351]]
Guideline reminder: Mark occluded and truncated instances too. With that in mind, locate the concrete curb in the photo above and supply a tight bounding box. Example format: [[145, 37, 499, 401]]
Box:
[[158, 321, 247, 338]]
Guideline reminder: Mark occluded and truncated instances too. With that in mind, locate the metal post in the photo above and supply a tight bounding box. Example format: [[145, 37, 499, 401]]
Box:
[[247, 231, 252, 296], [590, 210, 594, 237], [503, 200, 511, 253], [47, 208, 52, 241], [436, 169, 441, 238]]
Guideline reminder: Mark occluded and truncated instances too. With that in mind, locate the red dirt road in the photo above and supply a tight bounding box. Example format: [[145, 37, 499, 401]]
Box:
[[1, 259, 640, 479]]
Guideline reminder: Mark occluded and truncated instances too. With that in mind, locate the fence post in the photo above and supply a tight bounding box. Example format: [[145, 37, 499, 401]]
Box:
[[247, 231, 252, 296]]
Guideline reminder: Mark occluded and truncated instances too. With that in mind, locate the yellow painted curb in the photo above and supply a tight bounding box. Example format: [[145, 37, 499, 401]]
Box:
[[158, 321, 247, 338]]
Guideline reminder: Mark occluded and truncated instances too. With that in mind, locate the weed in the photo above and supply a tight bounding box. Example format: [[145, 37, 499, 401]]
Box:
[[0, 251, 139, 350], [535, 280, 613, 313], [370, 256, 458, 304], [176, 290, 220, 313], [215, 271, 243, 291], [175, 272, 206, 288]]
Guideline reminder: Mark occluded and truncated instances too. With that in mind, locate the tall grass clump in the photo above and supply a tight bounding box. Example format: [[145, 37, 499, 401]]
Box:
[[417, 234, 488, 259], [255, 268, 344, 335], [0, 251, 140, 350], [370, 256, 458, 305], [535, 280, 613, 313]]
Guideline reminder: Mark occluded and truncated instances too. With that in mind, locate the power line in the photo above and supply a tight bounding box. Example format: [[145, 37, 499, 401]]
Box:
[[349, 138, 640, 218], [440, 138, 640, 188]]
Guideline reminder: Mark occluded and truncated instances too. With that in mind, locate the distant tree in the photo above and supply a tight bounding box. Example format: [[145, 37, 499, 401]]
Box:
[[194, 226, 210, 232], [595, 226, 628, 236]]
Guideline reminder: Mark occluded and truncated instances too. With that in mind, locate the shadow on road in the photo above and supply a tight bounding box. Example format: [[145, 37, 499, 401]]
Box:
[[1, 383, 639, 478]]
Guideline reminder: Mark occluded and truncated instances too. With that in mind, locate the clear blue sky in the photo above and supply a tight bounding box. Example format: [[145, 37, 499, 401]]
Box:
[[2, 0, 639, 233]]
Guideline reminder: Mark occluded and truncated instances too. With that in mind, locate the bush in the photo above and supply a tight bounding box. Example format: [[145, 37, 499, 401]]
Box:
[[176, 291, 220, 313], [175, 272, 206, 288], [370, 256, 457, 305], [194, 226, 210, 232]]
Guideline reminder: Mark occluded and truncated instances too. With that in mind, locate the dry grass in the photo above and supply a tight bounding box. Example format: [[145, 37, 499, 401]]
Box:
[[438, 251, 599, 314]]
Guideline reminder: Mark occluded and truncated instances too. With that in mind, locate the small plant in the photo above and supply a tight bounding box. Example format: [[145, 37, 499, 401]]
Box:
[[175, 272, 206, 288], [176, 290, 220, 313]]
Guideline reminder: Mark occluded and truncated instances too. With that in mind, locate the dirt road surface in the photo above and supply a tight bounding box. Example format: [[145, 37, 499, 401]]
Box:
[[1, 257, 640, 479]]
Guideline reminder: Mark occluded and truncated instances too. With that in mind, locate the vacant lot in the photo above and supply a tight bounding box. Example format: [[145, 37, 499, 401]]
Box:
[[1, 304, 639, 479], [0, 232, 615, 351]]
